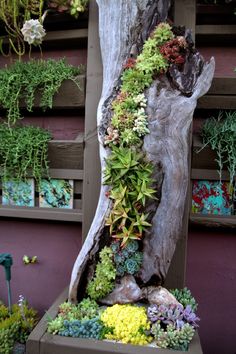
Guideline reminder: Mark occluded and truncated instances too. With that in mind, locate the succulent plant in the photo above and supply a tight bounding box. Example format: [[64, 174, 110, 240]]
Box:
[[151, 322, 195, 350], [147, 303, 200, 330], [21, 19, 46, 46], [111, 240, 143, 277], [170, 287, 198, 311], [86, 247, 116, 301], [59, 317, 104, 339]]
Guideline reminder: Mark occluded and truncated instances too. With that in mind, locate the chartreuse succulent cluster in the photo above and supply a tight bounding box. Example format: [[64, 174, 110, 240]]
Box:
[[101, 304, 152, 345], [0, 301, 37, 354], [86, 247, 116, 301]]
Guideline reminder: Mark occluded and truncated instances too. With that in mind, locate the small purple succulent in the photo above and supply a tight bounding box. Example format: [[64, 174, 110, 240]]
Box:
[[147, 303, 200, 330], [183, 305, 200, 328]]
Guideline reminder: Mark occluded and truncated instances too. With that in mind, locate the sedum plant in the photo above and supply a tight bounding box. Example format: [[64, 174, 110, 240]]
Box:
[[101, 304, 152, 345], [86, 247, 116, 301], [58, 317, 105, 339]]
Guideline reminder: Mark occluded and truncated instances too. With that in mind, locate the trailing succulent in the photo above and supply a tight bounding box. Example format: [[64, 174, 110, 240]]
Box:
[[200, 110, 236, 184], [0, 125, 51, 186], [0, 301, 38, 354], [0, 59, 81, 126]]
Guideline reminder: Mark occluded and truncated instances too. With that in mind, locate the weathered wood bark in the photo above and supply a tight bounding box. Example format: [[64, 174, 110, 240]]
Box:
[[69, 0, 215, 303]]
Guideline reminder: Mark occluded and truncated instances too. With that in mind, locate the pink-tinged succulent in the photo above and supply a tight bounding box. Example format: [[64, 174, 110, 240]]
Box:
[[21, 19, 46, 46]]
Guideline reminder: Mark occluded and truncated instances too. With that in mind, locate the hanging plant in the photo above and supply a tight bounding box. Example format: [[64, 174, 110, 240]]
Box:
[[200, 110, 236, 184], [0, 58, 82, 126], [0, 124, 51, 186], [0, 0, 45, 57]]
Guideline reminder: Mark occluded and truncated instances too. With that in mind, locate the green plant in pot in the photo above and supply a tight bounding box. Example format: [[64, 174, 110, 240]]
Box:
[[0, 296, 38, 354]]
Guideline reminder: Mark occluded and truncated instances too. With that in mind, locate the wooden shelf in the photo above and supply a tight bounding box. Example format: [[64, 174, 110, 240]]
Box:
[[0, 206, 82, 222], [44, 29, 88, 43], [197, 95, 236, 109], [48, 136, 84, 170], [18, 75, 86, 110], [208, 77, 236, 95], [191, 168, 231, 181], [190, 213, 236, 228], [196, 25, 236, 35]]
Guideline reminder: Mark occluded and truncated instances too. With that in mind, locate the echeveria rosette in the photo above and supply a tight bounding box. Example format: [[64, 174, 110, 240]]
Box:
[[21, 19, 46, 46]]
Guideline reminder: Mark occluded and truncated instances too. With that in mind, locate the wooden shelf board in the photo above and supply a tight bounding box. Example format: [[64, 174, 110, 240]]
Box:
[[44, 29, 88, 42], [208, 77, 236, 95], [48, 138, 84, 170], [197, 95, 236, 109], [191, 168, 230, 181], [18, 75, 86, 110], [190, 213, 236, 228], [0, 206, 82, 222], [196, 24, 236, 35], [196, 3, 236, 15], [49, 169, 83, 180]]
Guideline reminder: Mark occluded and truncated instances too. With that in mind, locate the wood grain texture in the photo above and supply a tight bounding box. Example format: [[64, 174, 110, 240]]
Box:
[[19, 76, 86, 109], [82, 0, 102, 240], [0, 206, 82, 222], [190, 214, 236, 229], [48, 139, 84, 170], [197, 95, 236, 109]]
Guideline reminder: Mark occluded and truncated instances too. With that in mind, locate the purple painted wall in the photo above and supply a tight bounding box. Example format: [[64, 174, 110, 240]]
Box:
[[0, 219, 82, 314], [186, 227, 236, 354]]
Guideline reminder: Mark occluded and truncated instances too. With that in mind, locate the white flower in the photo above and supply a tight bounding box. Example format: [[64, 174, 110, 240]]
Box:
[[21, 19, 46, 46]]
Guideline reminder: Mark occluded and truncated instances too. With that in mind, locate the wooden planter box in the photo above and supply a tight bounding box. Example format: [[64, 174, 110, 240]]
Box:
[[26, 288, 203, 354]]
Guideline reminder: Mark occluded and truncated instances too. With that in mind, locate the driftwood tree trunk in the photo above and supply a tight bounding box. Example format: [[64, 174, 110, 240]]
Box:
[[69, 0, 215, 303]]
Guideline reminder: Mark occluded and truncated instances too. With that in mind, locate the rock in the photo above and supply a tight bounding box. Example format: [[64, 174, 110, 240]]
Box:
[[99, 275, 143, 305], [142, 286, 180, 306]]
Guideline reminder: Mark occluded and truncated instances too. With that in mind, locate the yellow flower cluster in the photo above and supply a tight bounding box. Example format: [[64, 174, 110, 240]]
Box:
[[101, 304, 152, 346]]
